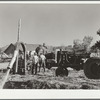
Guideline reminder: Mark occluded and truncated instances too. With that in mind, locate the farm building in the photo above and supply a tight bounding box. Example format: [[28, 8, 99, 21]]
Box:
[[0, 43, 15, 59], [25, 43, 39, 51], [4, 43, 15, 57]]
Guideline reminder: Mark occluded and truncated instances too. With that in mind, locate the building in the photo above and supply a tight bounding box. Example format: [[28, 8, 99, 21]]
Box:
[[25, 43, 39, 51], [0, 43, 15, 58]]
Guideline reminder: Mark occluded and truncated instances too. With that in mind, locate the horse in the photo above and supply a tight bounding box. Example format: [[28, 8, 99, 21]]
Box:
[[38, 53, 46, 72]]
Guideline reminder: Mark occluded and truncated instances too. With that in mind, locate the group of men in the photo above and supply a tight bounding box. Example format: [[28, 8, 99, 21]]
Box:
[[27, 43, 48, 75]]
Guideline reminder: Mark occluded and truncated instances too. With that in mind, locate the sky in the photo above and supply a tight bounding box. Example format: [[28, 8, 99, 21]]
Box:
[[0, 3, 100, 47]]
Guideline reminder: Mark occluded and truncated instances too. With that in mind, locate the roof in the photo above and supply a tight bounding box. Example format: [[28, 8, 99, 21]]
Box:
[[25, 44, 39, 51], [0, 45, 9, 52], [0, 43, 14, 53]]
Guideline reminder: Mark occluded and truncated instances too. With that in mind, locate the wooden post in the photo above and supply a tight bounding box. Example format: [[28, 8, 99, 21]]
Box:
[[15, 49, 19, 73], [23, 44, 26, 74], [15, 19, 21, 73], [17, 19, 21, 42]]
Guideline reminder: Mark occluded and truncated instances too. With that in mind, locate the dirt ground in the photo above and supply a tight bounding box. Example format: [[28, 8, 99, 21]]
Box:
[[2, 67, 100, 89]]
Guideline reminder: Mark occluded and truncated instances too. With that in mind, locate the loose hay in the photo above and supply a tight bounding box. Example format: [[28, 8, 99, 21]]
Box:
[[3, 68, 100, 89]]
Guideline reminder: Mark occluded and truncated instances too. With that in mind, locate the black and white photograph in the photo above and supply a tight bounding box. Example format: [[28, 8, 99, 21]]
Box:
[[0, 2, 100, 92]]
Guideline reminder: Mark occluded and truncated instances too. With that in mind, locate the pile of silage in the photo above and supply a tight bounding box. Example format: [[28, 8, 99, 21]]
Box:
[[4, 78, 80, 89], [3, 68, 100, 89]]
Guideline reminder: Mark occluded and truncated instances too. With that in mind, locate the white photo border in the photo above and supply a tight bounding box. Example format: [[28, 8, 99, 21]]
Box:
[[0, 1, 100, 99]]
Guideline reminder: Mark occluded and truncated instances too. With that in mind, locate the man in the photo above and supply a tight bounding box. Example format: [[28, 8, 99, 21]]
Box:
[[26, 51, 29, 60], [35, 43, 48, 56], [40, 53, 46, 63], [35, 45, 42, 56], [31, 52, 39, 75], [39, 53, 46, 72], [42, 43, 48, 55]]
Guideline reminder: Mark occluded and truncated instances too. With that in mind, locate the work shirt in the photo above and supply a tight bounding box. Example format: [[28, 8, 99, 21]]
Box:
[[31, 51, 36, 56], [40, 54, 46, 61], [42, 46, 47, 55], [32, 55, 39, 64], [38, 49, 44, 55]]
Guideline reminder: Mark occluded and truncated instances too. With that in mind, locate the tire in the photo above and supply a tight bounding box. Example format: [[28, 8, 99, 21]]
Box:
[[55, 67, 68, 77], [83, 58, 100, 79]]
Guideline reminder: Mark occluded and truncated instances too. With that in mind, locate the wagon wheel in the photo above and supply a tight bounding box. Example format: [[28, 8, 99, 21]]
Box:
[[83, 58, 100, 79], [55, 67, 68, 77]]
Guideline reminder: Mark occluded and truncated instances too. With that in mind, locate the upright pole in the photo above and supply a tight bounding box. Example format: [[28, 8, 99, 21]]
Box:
[[17, 19, 21, 42], [15, 19, 21, 73]]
